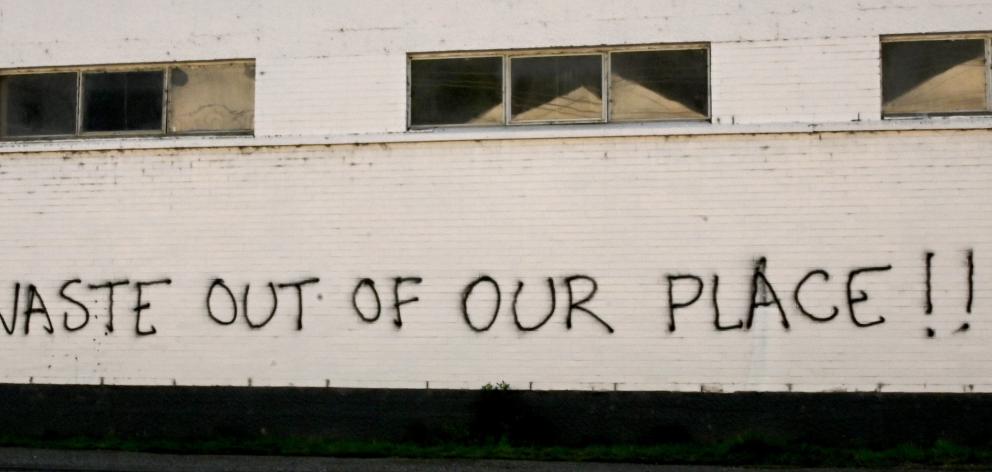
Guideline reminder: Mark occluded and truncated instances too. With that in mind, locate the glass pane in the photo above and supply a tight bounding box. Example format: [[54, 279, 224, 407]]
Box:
[[610, 49, 708, 121], [882, 39, 987, 114], [83, 71, 164, 132], [1, 73, 77, 137], [410, 57, 503, 126], [169, 62, 255, 133], [511, 55, 602, 123]]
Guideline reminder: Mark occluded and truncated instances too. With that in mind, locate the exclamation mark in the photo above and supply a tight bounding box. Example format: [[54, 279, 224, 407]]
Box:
[[925, 251, 935, 337], [955, 250, 974, 333]]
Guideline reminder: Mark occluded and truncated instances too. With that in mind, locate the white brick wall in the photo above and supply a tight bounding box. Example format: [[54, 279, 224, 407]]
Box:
[[1, 1, 992, 391], [0, 130, 990, 392]]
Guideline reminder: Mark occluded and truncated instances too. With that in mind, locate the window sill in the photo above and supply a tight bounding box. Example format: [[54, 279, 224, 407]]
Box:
[[3, 117, 992, 154]]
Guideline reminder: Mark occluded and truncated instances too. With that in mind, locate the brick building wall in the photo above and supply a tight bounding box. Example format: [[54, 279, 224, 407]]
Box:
[[0, 0, 990, 392]]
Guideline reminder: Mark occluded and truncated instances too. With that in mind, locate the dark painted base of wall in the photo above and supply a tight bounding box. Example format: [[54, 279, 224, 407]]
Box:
[[1, 384, 989, 448]]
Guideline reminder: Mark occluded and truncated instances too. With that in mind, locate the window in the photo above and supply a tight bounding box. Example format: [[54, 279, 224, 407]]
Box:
[[511, 55, 603, 123], [168, 62, 255, 133], [0, 73, 77, 137], [83, 71, 165, 132], [410, 57, 503, 126], [882, 35, 991, 116], [0, 60, 254, 139], [610, 49, 708, 121], [408, 44, 709, 128]]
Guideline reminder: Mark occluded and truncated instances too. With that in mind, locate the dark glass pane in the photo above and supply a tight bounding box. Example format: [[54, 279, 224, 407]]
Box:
[[83, 71, 164, 132], [511, 55, 602, 122], [410, 57, 503, 126], [882, 39, 987, 114], [1, 73, 77, 137], [610, 49, 708, 121]]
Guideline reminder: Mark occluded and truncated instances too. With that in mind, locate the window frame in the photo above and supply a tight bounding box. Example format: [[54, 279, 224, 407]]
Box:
[[407, 43, 710, 130], [508, 51, 608, 125], [78, 66, 169, 138], [880, 33, 992, 118], [0, 59, 255, 141], [0, 70, 79, 139]]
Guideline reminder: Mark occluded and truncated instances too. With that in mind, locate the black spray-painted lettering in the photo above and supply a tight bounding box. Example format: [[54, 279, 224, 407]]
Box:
[[959, 250, 975, 334], [133, 279, 171, 336], [846, 265, 891, 328], [666, 274, 703, 333], [461, 276, 500, 332], [925, 251, 934, 315], [564, 275, 613, 334], [206, 279, 237, 325], [0, 283, 20, 335], [276, 278, 319, 331], [23, 284, 54, 335], [243, 282, 278, 329], [794, 269, 839, 322], [88, 280, 129, 334], [392, 277, 422, 328], [967, 249, 974, 314], [60, 279, 90, 332], [351, 278, 381, 323], [512, 279, 555, 332], [712, 274, 743, 331], [745, 258, 789, 330]]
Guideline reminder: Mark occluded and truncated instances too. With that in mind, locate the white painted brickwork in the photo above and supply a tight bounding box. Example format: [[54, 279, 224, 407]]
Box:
[[1, 0, 992, 391]]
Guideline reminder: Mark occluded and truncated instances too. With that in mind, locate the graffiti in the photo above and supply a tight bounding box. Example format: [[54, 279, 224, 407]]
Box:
[[462, 276, 500, 332], [746, 257, 790, 330], [88, 280, 129, 333], [456, 275, 606, 332], [244, 283, 278, 329], [391, 277, 422, 328], [794, 270, 838, 322], [351, 278, 381, 323], [666, 274, 703, 333], [846, 265, 891, 328], [206, 279, 237, 325], [60, 280, 90, 332], [564, 275, 613, 334], [133, 279, 171, 336], [23, 284, 54, 335], [712, 274, 744, 331], [207, 278, 319, 329], [0, 250, 979, 338], [512, 278, 556, 332]]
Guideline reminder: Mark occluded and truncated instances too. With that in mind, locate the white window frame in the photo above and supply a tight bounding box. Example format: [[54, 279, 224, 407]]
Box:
[[407, 43, 710, 130]]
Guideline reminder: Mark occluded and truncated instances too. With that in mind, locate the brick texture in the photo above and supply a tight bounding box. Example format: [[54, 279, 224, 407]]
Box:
[[0, 1, 991, 391]]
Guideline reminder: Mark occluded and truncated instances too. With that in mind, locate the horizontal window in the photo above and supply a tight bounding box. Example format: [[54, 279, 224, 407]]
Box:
[[408, 44, 709, 128], [168, 62, 255, 133], [0, 73, 77, 137], [882, 35, 991, 116], [610, 49, 708, 121], [0, 60, 254, 139], [511, 55, 603, 123], [83, 71, 165, 132], [410, 57, 503, 126]]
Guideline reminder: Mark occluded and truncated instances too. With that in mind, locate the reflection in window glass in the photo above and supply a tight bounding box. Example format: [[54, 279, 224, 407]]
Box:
[[83, 71, 164, 132], [611, 49, 708, 121], [169, 63, 255, 133], [882, 39, 987, 115], [1, 73, 77, 137], [511, 55, 602, 123], [411, 57, 503, 126]]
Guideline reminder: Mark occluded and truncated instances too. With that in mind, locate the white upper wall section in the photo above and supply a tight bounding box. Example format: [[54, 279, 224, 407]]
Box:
[[1, 0, 991, 139]]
